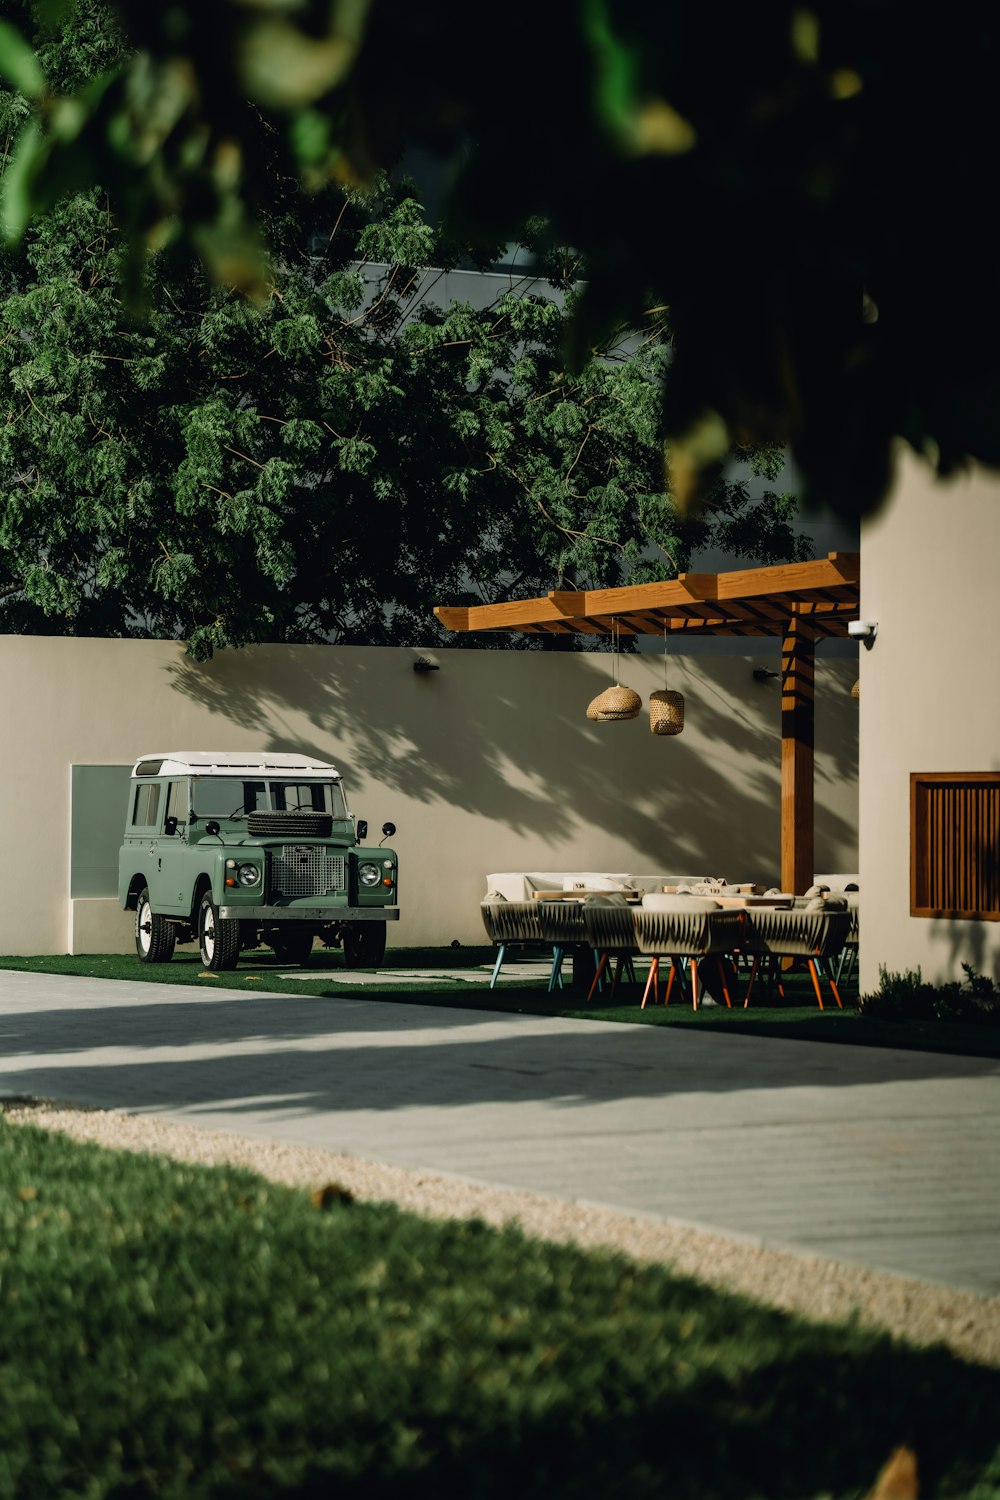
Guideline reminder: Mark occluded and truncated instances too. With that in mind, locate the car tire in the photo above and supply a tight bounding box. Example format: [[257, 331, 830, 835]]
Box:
[[198, 891, 240, 971], [135, 887, 176, 964], [343, 921, 386, 968], [271, 929, 314, 966]]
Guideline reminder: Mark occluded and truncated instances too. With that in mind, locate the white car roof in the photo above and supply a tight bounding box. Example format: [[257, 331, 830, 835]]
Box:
[[131, 752, 342, 778]]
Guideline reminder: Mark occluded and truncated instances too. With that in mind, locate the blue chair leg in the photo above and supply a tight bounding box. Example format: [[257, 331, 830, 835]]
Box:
[[490, 944, 506, 989], [548, 945, 565, 992], [836, 944, 857, 986]]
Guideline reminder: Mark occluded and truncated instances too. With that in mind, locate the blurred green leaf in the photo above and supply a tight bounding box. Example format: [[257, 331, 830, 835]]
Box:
[[191, 217, 272, 301], [580, 0, 637, 144], [289, 107, 333, 168], [238, 0, 371, 109], [1, 120, 45, 242], [0, 19, 45, 99]]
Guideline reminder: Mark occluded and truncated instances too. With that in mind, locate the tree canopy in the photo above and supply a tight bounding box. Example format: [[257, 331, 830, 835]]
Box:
[[2, 0, 997, 518], [0, 2, 812, 657]]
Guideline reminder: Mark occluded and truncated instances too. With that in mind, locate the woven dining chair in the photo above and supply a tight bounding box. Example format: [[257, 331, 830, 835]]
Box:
[[630, 896, 744, 1010], [741, 903, 852, 1010], [480, 901, 548, 989], [481, 899, 591, 992], [534, 898, 590, 993], [581, 895, 639, 1002], [835, 892, 860, 986]]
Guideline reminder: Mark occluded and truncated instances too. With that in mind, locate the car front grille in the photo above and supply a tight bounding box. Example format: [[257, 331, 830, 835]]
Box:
[[269, 847, 346, 899]]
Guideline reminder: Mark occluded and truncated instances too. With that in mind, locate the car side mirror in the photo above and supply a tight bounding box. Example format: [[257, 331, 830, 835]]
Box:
[[382, 822, 396, 838], [205, 820, 221, 837], [356, 819, 368, 841], [164, 815, 178, 836]]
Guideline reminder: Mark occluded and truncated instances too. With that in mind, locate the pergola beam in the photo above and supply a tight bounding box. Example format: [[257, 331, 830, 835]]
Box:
[[433, 554, 860, 639]]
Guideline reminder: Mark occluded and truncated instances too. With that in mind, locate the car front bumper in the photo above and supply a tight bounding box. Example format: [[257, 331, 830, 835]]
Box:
[[218, 905, 400, 922]]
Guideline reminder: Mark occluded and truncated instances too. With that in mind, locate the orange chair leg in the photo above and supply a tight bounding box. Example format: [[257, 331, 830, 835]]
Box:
[[807, 959, 826, 1011], [691, 957, 699, 1010], [587, 952, 609, 1003], [743, 955, 759, 1008], [641, 956, 660, 1009], [821, 959, 844, 1009], [664, 959, 678, 1006]]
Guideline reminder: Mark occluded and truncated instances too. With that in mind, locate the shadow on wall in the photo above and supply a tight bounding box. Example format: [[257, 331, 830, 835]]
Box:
[[928, 918, 1000, 985], [813, 656, 859, 873], [167, 647, 857, 880]]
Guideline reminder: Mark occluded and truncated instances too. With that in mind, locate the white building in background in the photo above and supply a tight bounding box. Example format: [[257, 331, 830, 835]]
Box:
[[857, 451, 1000, 989]]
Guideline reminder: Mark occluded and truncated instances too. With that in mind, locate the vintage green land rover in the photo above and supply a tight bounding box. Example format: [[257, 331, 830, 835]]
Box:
[[118, 751, 399, 970]]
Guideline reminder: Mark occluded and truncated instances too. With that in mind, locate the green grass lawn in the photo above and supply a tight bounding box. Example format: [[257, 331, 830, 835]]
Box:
[[2, 1115, 999, 1500], [2, 947, 999, 1059]]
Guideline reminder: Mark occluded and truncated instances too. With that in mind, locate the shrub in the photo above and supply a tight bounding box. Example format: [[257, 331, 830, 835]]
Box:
[[858, 963, 1000, 1023], [856, 967, 937, 1021]]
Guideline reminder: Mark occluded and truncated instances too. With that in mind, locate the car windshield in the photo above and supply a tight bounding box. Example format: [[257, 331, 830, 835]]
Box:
[[192, 778, 348, 820]]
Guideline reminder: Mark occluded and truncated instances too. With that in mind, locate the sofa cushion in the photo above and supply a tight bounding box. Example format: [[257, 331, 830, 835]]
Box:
[[641, 893, 720, 912]]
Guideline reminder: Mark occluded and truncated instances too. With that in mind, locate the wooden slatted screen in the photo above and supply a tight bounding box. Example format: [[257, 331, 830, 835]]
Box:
[[911, 773, 1000, 920]]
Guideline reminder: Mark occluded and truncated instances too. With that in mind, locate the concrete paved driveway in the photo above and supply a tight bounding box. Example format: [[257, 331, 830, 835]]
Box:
[[2, 970, 999, 1295]]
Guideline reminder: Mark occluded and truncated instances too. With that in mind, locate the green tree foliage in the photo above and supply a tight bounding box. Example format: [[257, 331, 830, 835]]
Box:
[[0, 3, 808, 657], [2, 0, 997, 517], [0, 174, 806, 656]]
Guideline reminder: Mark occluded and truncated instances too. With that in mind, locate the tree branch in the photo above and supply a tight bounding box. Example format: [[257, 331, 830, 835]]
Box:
[[222, 443, 265, 469], [534, 496, 626, 552], [564, 425, 594, 488]]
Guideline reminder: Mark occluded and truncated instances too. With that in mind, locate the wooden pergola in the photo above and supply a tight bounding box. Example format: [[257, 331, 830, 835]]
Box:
[[435, 552, 860, 894]]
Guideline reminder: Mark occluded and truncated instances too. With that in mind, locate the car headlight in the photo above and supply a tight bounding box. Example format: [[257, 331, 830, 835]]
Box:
[[358, 861, 380, 887], [237, 863, 261, 887]]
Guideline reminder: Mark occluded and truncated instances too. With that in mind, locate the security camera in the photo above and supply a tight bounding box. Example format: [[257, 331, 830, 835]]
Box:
[[847, 619, 878, 645]]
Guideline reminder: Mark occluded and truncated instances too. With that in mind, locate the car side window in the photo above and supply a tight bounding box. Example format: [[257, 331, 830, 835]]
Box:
[[165, 780, 188, 834], [131, 782, 161, 828]]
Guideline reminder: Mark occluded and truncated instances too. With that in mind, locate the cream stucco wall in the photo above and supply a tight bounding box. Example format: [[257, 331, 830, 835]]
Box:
[[859, 451, 1000, 988], [0, 635, 858, 955]]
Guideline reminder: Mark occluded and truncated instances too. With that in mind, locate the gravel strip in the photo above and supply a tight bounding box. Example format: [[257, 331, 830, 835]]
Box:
[[5, 1098, 999, 1369]]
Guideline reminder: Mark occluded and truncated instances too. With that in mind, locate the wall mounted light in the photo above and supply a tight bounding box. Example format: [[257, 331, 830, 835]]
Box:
[[847, 620, 878, 647], [413, 658, 440, 673]]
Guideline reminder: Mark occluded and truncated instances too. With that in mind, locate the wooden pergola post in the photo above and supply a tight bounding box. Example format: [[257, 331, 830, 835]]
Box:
[[781, 617, 815, 894]]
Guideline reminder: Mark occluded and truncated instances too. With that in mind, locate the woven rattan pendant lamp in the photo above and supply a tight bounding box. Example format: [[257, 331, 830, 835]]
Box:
[[649, 622, 684, 735], [586, 618, 642, 721]]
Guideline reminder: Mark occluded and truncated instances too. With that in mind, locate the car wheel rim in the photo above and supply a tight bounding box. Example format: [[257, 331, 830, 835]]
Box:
[[137, 901, 152, 955], [202, 907, 215, 961]]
